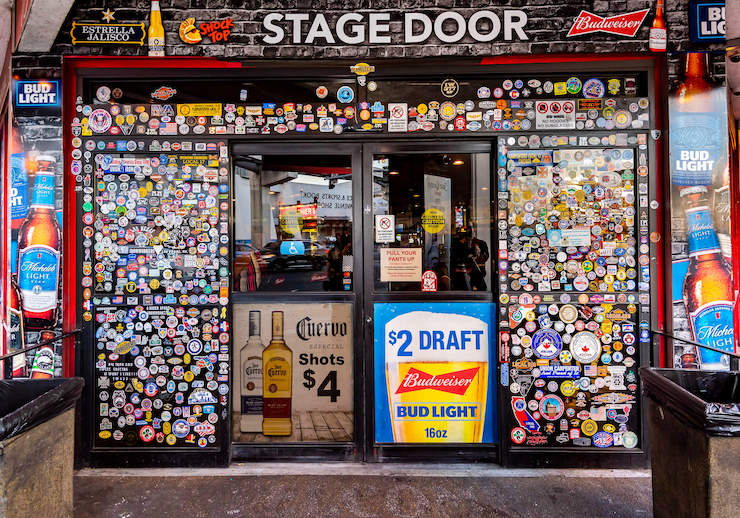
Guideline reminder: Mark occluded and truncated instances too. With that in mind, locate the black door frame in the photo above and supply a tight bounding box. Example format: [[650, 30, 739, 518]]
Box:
[[229, 141, 365, 461], [361, 141, 499, 463]]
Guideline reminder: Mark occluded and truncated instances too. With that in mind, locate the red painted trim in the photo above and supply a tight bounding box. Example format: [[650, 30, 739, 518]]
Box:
[[479, 53, 655, 65], [0, 108, 8, 368], [653, 56, 668, 367], [63, 56, 245, 69], [61, 61, 77, 378], [730, 115, 740, 357]]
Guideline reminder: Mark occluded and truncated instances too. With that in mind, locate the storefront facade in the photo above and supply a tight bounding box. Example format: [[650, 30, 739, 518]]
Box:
[[1, 1, 733, 468]]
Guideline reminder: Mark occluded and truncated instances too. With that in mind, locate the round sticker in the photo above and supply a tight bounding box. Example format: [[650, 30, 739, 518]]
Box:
[[420, 208, 445, 233], [89, 109, 112, 133], [539, 394, 564, 420], [559, 304, 578, 324], [582, 78, 605, 99], [441, 78, 459, 98], [532, 328, 563, 360], [581, 419, 598, 436], [511, 427, 526, 444], [337, 86, 354, 103], [622, 431, 638, 449], [570, 331, 601, 363]]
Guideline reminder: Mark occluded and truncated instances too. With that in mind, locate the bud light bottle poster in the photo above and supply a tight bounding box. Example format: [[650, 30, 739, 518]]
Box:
[[668, 52, 735, 370], [374, 302, 496, 444]]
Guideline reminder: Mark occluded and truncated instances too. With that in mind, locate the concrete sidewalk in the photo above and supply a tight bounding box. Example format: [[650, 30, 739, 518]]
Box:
[[74, 463, 652, 518]]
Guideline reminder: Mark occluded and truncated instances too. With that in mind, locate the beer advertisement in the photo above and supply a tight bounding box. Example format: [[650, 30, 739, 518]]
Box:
[[232, 303, 353, 442], [373, 302, 496, 444], [8, 79, 64, 378], [668, 51, 735, 370]]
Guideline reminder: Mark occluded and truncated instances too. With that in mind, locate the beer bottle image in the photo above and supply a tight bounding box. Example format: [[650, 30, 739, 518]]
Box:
[[670, 52, 723, 187], [10, 119, 28, 230], [148, 1, 165, 57], [648, 0, 667, 52], [30, 331, 56, 379], [240, 310, 264, 433], [17, 158, 61, 330], [262, 311, 293, 436], [9, 275, 27, 377], [681, 187, 734, 370]]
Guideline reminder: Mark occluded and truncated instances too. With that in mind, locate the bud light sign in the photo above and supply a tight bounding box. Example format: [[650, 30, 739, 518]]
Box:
[[14, 80, 61, 109], [373, 302, 496, 444], [689, 1, 725, 43]]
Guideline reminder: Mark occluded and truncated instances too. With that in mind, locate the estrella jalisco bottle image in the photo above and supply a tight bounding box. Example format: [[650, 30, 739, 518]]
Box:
[[148, 0, 165, 57], [17, 156, 61, 330], [681, 186, 734, 370], [262, 311, 293, 436]]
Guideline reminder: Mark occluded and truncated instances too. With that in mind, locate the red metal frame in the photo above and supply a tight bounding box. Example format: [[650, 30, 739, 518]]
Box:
[[729, 101, 740, 357], [0, 106, 8, 367], [61, 53, 668, 375]]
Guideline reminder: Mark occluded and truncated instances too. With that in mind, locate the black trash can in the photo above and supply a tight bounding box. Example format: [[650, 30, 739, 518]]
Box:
[[0, 378, 84, 518], [640, 368, 740, 518]]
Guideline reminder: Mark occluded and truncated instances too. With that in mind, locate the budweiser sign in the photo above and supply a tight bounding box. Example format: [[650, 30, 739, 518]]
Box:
[[395, 367, 479, 395], [566, 9, 649, 38]]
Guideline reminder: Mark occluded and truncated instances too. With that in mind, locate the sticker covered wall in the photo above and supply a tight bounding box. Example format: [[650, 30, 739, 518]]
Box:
[[374, 303, 496, 444]]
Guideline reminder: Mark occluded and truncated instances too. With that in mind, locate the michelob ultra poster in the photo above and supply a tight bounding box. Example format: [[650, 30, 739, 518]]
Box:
[[374, 303, 496, 443]]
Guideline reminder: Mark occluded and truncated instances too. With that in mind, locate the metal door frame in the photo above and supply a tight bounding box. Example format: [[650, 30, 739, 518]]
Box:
[[229, 141, 365, 461], [361, 140, 499, 462]]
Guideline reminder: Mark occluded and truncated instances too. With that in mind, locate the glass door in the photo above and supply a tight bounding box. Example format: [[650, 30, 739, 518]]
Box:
[[364, 142, 498, 461], [230, 143, 363, 460]]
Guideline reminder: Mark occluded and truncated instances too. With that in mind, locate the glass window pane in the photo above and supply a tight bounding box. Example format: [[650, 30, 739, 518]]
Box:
[[234, 154, 353, 292], [373, 153, 491, 292]]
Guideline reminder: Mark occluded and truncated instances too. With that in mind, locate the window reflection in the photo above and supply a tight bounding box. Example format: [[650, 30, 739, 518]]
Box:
[[234, 154, 352, 292], [373, 153, 491, 292]]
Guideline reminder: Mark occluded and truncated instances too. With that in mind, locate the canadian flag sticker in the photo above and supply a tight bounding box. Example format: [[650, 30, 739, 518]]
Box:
[[566, 9, 650, 38]]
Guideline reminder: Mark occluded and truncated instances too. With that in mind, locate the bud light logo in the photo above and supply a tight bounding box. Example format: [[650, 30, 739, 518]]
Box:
[[670, 112, 724, 186], [18, 245, 60, 312], [14, 80, 61, 108]]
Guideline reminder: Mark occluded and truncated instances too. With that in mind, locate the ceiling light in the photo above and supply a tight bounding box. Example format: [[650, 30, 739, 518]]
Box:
[[452, 160, 465, 166], [389, 171, 400, 175]]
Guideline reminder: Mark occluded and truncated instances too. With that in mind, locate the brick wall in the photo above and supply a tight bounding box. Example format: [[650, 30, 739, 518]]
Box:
[[11, 0, 725, 78]]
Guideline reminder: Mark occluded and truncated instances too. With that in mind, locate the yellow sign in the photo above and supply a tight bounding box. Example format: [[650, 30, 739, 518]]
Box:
[[421, 208, 445, 233], [350, 62, 375, 75], [176, 103, 223, 117]]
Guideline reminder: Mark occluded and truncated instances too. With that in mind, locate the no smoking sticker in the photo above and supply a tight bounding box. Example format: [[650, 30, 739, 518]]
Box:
[[375, 214, 395, 243]]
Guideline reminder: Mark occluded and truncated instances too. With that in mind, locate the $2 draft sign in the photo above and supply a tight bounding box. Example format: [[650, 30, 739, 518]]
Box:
[[373, 303, 496, 444]]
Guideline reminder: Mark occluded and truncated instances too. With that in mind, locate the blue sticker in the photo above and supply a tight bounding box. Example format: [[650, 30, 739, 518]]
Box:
[[337, 86, 354, 103]]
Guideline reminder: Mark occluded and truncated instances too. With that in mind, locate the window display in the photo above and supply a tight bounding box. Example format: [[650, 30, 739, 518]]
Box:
[[372, 152, 491, 292], [497, 132, 650, 449], [234, 154, 353, 292]]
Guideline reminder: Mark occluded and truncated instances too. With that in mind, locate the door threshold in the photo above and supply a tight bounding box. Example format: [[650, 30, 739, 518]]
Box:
[[76, 463, 651, 478]]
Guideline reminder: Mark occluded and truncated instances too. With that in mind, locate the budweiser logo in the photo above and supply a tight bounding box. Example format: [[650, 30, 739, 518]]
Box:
[[395, 367, 479, 395], [566, 10, 649, 38], [151, 86, 177, 101]]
